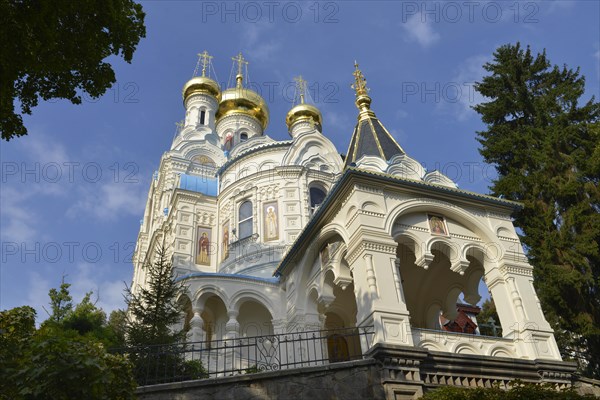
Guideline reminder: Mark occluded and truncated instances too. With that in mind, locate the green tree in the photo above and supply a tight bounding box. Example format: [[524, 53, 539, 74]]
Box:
[[421, 381, 595, 399], [125, 245, 198, 384], [474, 42, 600, 377], [108, 309, 128, 348], [0, 0, 146, 141], [125, 245, 187, 347], [0, 306, 136, 400], [41, 280, 125, 348], [477, 298, 502, 337], [45, 278, 73, 324]]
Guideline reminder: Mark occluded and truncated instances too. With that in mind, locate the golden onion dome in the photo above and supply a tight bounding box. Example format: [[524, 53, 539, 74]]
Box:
[[216, 78, 269, 130], [285, 103, 322, 131], [182, 76, 221, 104]]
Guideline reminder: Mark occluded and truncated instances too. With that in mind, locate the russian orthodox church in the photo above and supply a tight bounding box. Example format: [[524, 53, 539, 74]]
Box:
[[132, 52, 574, 395]]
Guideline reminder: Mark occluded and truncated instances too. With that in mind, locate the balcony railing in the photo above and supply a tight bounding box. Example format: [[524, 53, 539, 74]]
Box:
[[115, 326, 375, 386]]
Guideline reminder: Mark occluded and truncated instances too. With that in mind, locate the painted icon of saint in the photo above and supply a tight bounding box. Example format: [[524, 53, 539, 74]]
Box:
[[198, 232, 210, 264], [222, 224, 229, 260], [266, 206, 278, 239], [429, 215, 446, 235]]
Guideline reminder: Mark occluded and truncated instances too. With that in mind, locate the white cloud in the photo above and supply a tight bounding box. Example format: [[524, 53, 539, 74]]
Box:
[[68, 263, 128, 314], [66, 180, 147, 221], [25, 271, 53, 320], [22, 134, 69, 166], [239, 22, 282, 63], [395, 109, 409, 119], [400, 14, 440, 48], [0, 187, 39, 242], [436, 55, 491, 121]]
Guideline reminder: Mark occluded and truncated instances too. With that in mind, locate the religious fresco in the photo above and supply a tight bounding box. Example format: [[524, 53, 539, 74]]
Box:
[[428, 214, 448, 236], [221, 220, 230, 261], [196, 226, 212, 265], [263, 201, 279, 241]]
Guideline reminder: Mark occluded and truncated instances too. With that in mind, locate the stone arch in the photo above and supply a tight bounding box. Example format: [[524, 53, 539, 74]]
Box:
[[394, 228, 483, 329], [489, 345, 515, 358], [198, 293, 228, 343], [385, 200, 501, 266], [229, 289, 275, 316], [361, 200, 383, 214], [316, 222, 351, 248], [193, 285, 230, 310], [427, 236, 461, 266], [453, 342, 479, 355], [237, 299, 274, 337], [417, 339, 445, 352]]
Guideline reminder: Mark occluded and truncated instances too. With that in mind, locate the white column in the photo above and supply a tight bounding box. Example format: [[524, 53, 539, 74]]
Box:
[[225, 310, 240, 340], [188, 309, 205, 343], [347, 238, 413, 348]]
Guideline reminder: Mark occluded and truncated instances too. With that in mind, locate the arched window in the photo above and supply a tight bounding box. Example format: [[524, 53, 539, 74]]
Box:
[[240, 132, 248, 142], [238, 201, 253, 239], [199, 110, 206, 125], [309, 186, 327, 214]]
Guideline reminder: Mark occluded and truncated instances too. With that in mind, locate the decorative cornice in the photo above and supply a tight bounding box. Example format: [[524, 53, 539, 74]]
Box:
[[498, 235, 520, 243], [346, 240, 397, 265], [346, 209, 386, 227], [499, 263, 533, 277]]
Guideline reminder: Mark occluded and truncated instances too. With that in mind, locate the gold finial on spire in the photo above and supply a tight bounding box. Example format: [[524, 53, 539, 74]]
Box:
[[351, 61, 373, 114], [351, 61, 369, 96], [294, 75, 307, 104], [232, 52, 248, 88], [198, 50, 212, 77]]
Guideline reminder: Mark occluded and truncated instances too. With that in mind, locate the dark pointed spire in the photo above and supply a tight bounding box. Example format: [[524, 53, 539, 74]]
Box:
[[344, 62, 405, 169]]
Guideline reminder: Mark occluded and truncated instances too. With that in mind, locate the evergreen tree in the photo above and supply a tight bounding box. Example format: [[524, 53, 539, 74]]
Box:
[[474, 43, 600, 377], [124, 245, 204, 384], [125, 245, 187, 347]]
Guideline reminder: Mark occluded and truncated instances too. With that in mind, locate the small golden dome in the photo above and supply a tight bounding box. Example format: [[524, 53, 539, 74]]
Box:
[[182, 76, 221, 103], [285, 103, 322, 131], [216, 84, 269, 130]]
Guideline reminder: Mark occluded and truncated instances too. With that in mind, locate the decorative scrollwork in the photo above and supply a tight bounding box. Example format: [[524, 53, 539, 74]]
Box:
[[256, 335, 281, 371]]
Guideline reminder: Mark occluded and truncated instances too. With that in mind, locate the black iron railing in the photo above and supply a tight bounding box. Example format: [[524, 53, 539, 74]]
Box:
[[115, 326, 374, 386]]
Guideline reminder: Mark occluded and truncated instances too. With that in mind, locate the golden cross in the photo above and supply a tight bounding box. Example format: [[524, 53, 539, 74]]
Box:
[[351, 60, 369, 95], [232, 52, 248, 76], [198, 50, 212, 77], [294, 75, 306, 104]]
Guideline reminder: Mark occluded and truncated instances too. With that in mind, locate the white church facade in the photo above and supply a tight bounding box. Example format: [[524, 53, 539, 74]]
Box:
[[132, 52, 574, 394]]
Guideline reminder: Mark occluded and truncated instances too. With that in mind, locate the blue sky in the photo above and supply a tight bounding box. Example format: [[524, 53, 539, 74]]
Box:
[[1, 0, 599, 318]]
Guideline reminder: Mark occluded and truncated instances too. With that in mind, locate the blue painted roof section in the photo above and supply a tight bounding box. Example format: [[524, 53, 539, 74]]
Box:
[[175, 272, 280, 285], [179, 174, 218, 196]]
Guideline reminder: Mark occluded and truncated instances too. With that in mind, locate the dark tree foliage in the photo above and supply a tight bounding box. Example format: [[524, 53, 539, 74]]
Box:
[[125, 245, 187, 347], [477, 298, 502, 337], [124, 246, 203, 384], [0, 306, 136, 400], [0, 0, 146, 140], [474, 43, 600, 377], [41, 280, 126, 348], [422, 381, 596, 400]]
